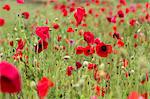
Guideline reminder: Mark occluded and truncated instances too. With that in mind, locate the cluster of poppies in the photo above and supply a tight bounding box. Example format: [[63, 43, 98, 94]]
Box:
[[0, 61, 54, 99], [76, 31, 112, 57], [0, 0, 29, 27], [0, 0, 54, 99], [0, 0, 150, 99]]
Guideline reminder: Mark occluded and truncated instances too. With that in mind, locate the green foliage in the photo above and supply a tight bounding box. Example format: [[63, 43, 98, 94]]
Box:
[[0, 0, 150, 99]]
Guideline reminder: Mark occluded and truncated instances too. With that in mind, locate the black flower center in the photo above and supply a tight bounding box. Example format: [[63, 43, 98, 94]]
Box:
[[43, 31, 47, 34], [1, 76, 11, 82], [113, 33, 120, 39], [38, 43, 43, 49], [87, 49, 90, 53], [101, 46, 107, 51]]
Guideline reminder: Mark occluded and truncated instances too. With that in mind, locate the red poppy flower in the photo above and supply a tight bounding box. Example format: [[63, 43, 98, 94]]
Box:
[[125, 72, 129, 78], [3, 4, 11, 11], [94, 38, 101, 45], [53, 23, 59, 29], [95, 85, 101, 96], [81, 23, 87, 27], [0, 18, 5, 27], [88, 8, 93, 15], [100, 7, 106, 12], [76, 61, 82, 69], [141, 92, 148, 99], [37, 77, 54, 99], [95, 13, 99, 18], [145, 13, 150, 21], [22, 12, 30, 19], [16, 0, 24, 4], [123, 59, 128, 68], [119, 0, 127, 5], [106, 16, 117, 23], [129, 19, 136, 26], [145, 2, 149, 9], [84, 45, 95, 56], [134, 43, 138, 48], [128, 91, 139, 99], [86, 2, 90, 6], [88, 63, 97, 70], [117, 10, 124, 18], [94, 70, 101, 83], [117, 40, 124, 47], [16, 38, 25, 52], [126, 8, 130, 14], [95, 0, 100, 5], [36, 26, 50, 40], [84, 46, 95, 56], [34, 40, 48, 53], [96, 42, 112, 57], [101, 87, 106, 97], [119, 19, 125, 24], [111, 16, 117, 23], [84, 31, 95, 44], [76, 46, 84, 55], [60, 4, 66, 10], [62, 9, 68, 17], [71, 2, 75, 6], [13, 51, 23, 61], [67, 27, 74, 33], [112, 25, 117, 32], [0, 61, 21, 93], [66, 66, 74, 76], [69, 7, 75, 12], [57, 35, 62, 42], [106, 17, 112, 23], [74, 7, 85, 26], [113, 32, 121, 40]]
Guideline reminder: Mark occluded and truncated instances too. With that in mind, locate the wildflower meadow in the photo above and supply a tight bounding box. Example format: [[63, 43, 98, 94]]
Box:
[[0, 0, 150, 99]]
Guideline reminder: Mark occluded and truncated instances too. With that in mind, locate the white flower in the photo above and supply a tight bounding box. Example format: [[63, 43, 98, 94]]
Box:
[[130, 70, 135, 73], [30, 81, 36, 88], [83, 61, 89, 66], [63, 55, 70, 60]]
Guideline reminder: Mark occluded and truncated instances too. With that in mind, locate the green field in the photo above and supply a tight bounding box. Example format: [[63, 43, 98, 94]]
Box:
[[0, 0, 150, 99]]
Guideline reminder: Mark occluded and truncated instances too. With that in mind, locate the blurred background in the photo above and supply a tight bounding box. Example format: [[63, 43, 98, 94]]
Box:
[[0, 0, 148, 3], [27, 0, 149, 3]]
